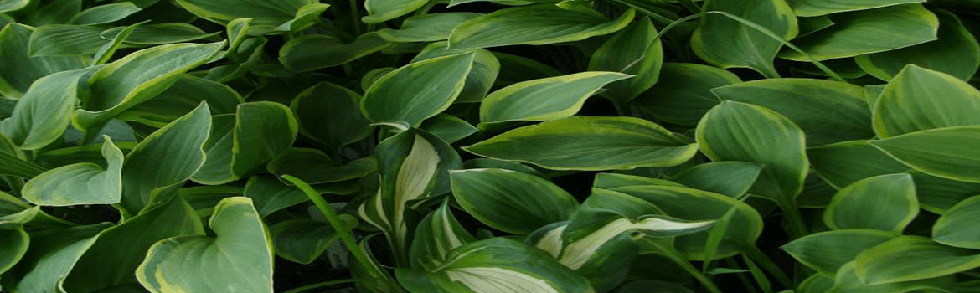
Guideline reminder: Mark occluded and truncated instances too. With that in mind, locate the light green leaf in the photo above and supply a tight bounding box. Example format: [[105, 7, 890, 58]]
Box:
[[870, 126, 980, 183], [120, 103, 211, 215], [448, 4, 634, 49], [824, 173, 918, 232], [62, 197, 203, 293], [934, 195, 980, 249], [175, 0, 327, 34], [291, 82, 371, 149], [855, 10, 980, 81], [592, 173, 683, 190], [479, 72, 631, 124], [711, 78, 873, 146], [410, 200, 476, 270], [872, 65, 980, 138], [671, 162, 764, 198], [28, 24, 107, 56], [831, 262, 954, 293], [0, 24, 87, 99], [633, 63, 741, 126], [780, 4, 938, 61], [807, 140, 911, 188], [691, 0, 798, 77], [118, 74, 243, 127], [272, 215, 358, 264], [588, 17, 663, 103], [451, 168, 578, 234], [421, 114, 477, 144], [192, 102, 298, 185], [364, 0, 430, 23], [788, 0, 924, 17], [411, 41, 499, 103], [69, 2, 141, 24], [696, 101, 808, 205], [279, 32, 388, 72], [0, 0, 33, 13], [243, 176, 309, 217], [101, 23, 220, 45], [1, 224, 111, 293], [22, 139, 123, 206], [854, 235, 980, 285], [361, 53, 475, 126], [395, 238, 594, 293], [0, 227, 28, 276], [91, 22, 139, 65], [378, 13, 483, 43], [783, 230, 899, 275], [1, 67, 97, 150], [75, 42, 224, 134], [467, 116, 698, 171], [137, 197, 274, 293]]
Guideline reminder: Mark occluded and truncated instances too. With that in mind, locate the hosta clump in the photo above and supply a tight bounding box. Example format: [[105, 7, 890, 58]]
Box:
[[1, 0, 980, 292]]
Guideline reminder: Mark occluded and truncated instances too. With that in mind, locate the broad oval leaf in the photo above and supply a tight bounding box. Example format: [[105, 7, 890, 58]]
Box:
[[855, 10, 980, 81], [587, 17, 663, 103], [781, 229, 899, 276], [28, 24, 107, 56], [22, 139, 124, 206], [136, 197, 274, 292], [451, 168, 578, 234], [870, 126, 980, 183], [789, 0, 924, 17], [633, 63, 741, 126], [824, 173, 918, 232], [711, 78, 873, 146], [243, 176, 309, 217], [271, 215, 358, 265], [361, 53, 475, 126], [479, 72, 631, 124], [411, 41, 499, 103], [466, 116, 699, 171], [0, 23, 86, 99], [933, 195, 980, 249], [872, 65, 980, 138], [395, 238, 594, 293], [696, 101, 808, 204], [118, 74, 243, 127], [780, 4, 938, 61], [0, 67, 96, 150], [448, 4, 635, 49], [363, 0, 429, 23], [377, 13, 483, 43], [854, 235, 980, 285], [691, 0, 798, 77], [291, 82, 370, 150]]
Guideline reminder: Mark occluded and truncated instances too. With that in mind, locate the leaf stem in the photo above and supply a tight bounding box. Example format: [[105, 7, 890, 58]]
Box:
[[740, 244, 793, 289], [348, 0, 362, 36], [661, 248, 724, 293]]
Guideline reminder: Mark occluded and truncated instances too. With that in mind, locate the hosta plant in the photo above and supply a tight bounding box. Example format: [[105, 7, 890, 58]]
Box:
[[2, 0, 980, 292]]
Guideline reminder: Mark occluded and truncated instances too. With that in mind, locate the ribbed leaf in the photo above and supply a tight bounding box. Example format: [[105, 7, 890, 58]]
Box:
[[933, 195, 980, 249], [451, 168, 578, 234], [361, 53, 475, 126], [870, 126, 980, 183], [2, 224, 111, 293], [824, 173, 918, 232], [587, 17, 663, 103], [291, 82, 371, 149], [670, 162, 764, 198], [410, 200, 476, 270], [479, 72, 631, 124], [175, 0, 327, 34], [854, 236, 980, 285], [192, 102, 297, 185], [782, 229, 898, 275], [448, 4, 634, 49], [378, 13, 483, 43], [1, 67, 96, 150], [789, 0, 923, 17], [0, 24, 86, 99], [411, 42, 499, 103], [873, 65, 980, 138], [279, 33, 388, 72], [692, 0, 798, 77], [271, 215, 358, 265], [633, 63, 741, 126], [364, 0, 430, 23], [22, 139, 123, 206]]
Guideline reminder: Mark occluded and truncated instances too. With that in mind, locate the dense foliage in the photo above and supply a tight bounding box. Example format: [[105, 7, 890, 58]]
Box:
[[2, 0, 980, 292]]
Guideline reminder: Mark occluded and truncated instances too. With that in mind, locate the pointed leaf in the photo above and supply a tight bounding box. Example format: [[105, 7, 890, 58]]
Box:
[[872, 65, 980, 138], [831, 262, 954, 293], [933, 195, 980, 249], [364, 0, 430, 23], [451, 168, 578, 234], [377, 13, 483, 43], [671, 162, 764, 198], [0, 24, 86, 99], [782, 229, 899, 275], [421, 114, 477, 144], [448, 4, 634, 49], [824, 173, 918, 232], [175, 0, 327, 34], [192, 102, 298, 185], [272, 215, 358, 265], [361, 53, 475, 126], [854, 235, 980, 285], [279, 32, 388, 72], [870, 126, 980, 183], [1, 67, 97, 149], [588, 17, 663, 103], [410, 200, 476, 270], [633, 63, 741, 126], [480, 72, 631, 124], [691, 0, 798, 77], [243, 176, 309, 217], [2, 224, 111, 293], [789, 0, 923, 17], [69, 2, 141, 24], [291, 82, 371, 149], [23, 139, 124, 206], [411, 42, 499, 103]]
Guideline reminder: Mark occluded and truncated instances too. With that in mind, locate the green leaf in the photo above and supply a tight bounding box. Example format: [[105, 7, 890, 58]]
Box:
[[136, 197, 274, 292], [410, 200, 476, 270], [272, 215, 358, 264], [933, 195, 980, 249], [69, 2, 141, 24], [633, 63, 741, 126], [0, 0, 33, 13], [102, 23, 220, 45], [855, 10, 980, 81], [691, 0, 798, 77], [62, 197, 203, 292], [493, 52, 563, 87], [0, 133, 46, 178], [854, 235, 980, 285], [1, 67, 97, 150], [421, 114, 477, 144], [479, 72, 631, 124], [780, 4, 938, 61], [1, 224, 111, 293], [395, 238, 594, 293], [28, 24, 108, 56], [448, 4, 635, 49], [120, 103, 211, 215], [363, 0, 430, 23], [361, 53, 475, 126], [587, 17, 663, 103], [243, 176, 309, 217], [831, 262, 955, 293], [670, 162, 764, 198], [451, 168, 578, 234], [118, 74, 243, 127], [870, 126, 980, 183], [411, 41, 500, 103], [75, 42, 224, 133], [711, 78, 873, 146], [783, 229, 899, 275], [378, 13, 483, 43], [467, 116, 698, 171], [291, 82, 371, 150], [175, 0, 328, 34], [0, 24, 87, 99], [268, 149, 377, 184], [788, 0, 924, 17], [824, 173, 918, 232], [192, 101, 298, 185], [0, 227, 28, 276], [22, 139, 123, 206], [592, 173, 683, 190], [91, 22, 139, 66], [357, 130, 462, 266], [872, 65, 980, 138], [696, 101, 808, 205], [807, 140, 911, 188], [279, 32, 388, 72]]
